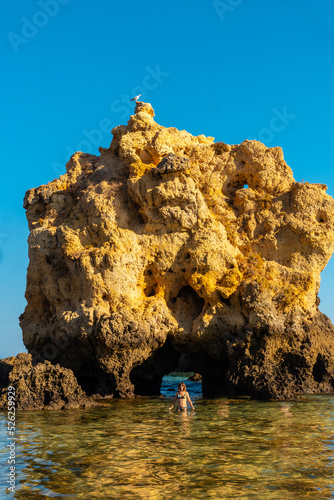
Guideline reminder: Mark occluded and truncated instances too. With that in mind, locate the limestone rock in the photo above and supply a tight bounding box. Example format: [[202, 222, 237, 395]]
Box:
[[20, 101, 334, 401], [0, 353, 98, 410]]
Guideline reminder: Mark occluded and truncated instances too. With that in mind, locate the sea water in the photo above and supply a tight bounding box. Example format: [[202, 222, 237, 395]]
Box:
[[1, 373, 334, 499]]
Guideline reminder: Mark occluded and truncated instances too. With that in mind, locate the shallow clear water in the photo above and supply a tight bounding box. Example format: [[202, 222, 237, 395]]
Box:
[[1, 373, 334, 499]]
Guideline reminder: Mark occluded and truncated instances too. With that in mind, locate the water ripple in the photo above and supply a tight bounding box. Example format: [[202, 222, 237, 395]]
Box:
[[1, 377, 334, 499]]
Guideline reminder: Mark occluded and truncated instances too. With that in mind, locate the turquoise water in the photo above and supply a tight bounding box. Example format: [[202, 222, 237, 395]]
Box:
[[1, 373, 334, 499]]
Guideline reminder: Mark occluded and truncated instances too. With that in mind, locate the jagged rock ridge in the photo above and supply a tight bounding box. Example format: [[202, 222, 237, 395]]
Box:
[[17, 101, 334, 401], [0, 354, 97, 410]]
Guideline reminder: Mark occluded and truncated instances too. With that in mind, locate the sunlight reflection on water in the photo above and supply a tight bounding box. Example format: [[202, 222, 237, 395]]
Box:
[[1, 374, 334, 499]]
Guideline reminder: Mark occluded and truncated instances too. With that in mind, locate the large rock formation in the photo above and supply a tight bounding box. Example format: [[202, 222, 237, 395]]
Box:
[[19, 101, 334, 400]]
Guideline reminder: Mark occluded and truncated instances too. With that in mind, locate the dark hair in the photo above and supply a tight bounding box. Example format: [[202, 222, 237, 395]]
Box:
[[178, 382, 186, 391]]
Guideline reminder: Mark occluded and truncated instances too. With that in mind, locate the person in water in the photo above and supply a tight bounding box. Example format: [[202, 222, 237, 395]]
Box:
[[169, 382, 195, 411]]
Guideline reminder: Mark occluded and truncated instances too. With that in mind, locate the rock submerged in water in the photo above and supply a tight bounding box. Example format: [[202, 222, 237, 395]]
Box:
[[188, 373, 202, 382], [0, 353, 97, 410], [13, 101, 334, 405]]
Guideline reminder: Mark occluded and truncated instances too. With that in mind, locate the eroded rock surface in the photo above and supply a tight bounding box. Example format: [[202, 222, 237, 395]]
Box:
[[19, 101, 334, 400], [0, 353, 97, 410]]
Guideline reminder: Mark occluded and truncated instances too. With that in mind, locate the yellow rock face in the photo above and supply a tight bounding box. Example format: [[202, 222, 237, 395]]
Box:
[[20, 102, 334, 399]]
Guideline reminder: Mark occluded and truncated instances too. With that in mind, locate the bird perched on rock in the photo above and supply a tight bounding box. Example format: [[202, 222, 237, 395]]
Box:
[[130, 94, 142, 101]]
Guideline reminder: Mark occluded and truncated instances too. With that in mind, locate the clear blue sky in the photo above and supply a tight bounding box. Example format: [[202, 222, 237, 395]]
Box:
[[1, 0, 334, 357]]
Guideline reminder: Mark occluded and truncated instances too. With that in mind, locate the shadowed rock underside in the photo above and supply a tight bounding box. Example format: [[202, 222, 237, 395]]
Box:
[[17, 101, 334, 402]]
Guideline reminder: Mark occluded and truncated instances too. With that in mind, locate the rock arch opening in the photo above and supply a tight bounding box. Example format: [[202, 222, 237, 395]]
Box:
[[160, 371, 203, 400], [129, 339, 231, 398], [130, 338, 180, 396]]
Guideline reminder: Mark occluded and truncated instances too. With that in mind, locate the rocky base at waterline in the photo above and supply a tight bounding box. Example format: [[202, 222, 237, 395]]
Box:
[[17, 101, 334, 404], [0, 353, 98, 410]]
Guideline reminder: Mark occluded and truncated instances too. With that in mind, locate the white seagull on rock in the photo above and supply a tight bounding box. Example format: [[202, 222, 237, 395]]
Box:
[[130, 94, 142, 101]]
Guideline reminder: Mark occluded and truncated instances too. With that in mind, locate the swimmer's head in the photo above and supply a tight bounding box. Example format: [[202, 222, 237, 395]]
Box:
[[178, 382, 186, 391]]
